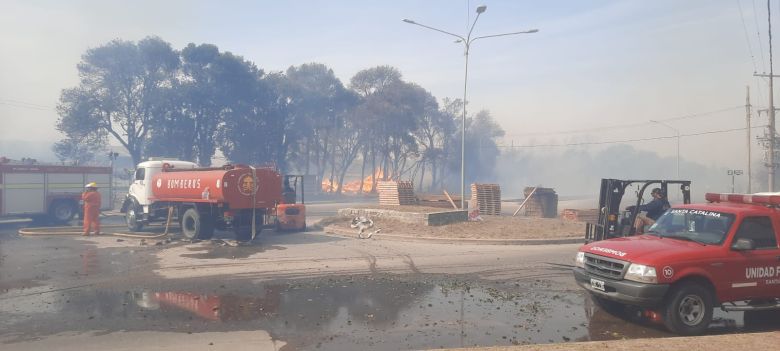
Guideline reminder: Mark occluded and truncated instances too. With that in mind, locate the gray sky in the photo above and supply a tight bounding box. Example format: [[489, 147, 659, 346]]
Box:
[[0, 0, 771, 172]]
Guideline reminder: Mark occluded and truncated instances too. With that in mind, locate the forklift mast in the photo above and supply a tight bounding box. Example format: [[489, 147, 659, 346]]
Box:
[[585, 179, 691, 243]]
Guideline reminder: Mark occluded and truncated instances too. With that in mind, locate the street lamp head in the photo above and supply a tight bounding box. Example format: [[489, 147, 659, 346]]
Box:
[[402, 19, 415, 24], [527, 29, 539, 33], [476, 5, 487, 14]]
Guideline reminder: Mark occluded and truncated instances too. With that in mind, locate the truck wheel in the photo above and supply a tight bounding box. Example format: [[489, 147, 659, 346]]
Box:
[[663, 283, 714, 335], [49, 201, 76, 223], [181, 208, 214, 241], [125, 199, 144, 232]]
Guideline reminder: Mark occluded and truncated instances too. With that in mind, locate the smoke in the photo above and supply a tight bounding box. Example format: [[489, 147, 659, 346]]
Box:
[[495, 144, 753, 201]]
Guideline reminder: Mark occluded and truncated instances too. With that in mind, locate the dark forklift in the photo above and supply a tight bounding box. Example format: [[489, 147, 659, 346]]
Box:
[[275, 175, 306, 231], [585, 179, 691, 243]]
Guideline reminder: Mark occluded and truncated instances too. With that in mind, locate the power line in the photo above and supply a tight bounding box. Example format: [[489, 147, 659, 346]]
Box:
[[505, 105, 743, 137], [500, 126, 763, 149], [0, 100, 54, 111], [739, 0, 761, 72], [754, 0, 768, 71], [0, 98, 53, 109]]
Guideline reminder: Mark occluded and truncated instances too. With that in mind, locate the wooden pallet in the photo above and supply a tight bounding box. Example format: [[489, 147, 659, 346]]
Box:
[[377, 181, 416, 206], [562, 209, 599, 223], [470, 183, 501, 215], [522, 187, 558, 218]]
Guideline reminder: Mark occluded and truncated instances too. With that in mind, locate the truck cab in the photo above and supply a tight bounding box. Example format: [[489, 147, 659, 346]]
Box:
[[573, 192, 780, 335]]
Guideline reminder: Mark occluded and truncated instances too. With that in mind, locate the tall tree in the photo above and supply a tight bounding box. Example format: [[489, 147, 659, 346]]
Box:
[[178, 44, 250, 166], [217, 65, 290, 169], [414, 96, 456, 191], [349, 66, 403, 191], [52, 138, 104, 165], [144, 83, 196, 160], [284, 63, 354, 179], [56, 36, 180, 165]]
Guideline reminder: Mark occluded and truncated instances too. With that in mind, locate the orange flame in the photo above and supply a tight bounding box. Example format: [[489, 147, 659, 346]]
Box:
[[322, 169, 384, 193]]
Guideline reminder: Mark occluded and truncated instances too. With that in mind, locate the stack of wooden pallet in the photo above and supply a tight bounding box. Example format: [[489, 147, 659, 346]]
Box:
[[418, 194, 457, 209], [377, 181, 416, 206], [561, 208, 599, 223], [471, 183, 501, 215], [523, 187, 558, 218]]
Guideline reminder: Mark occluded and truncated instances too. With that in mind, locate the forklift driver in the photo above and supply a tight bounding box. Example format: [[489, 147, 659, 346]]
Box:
[[282, 177, 296, 204], [626, 187, 670, 234]]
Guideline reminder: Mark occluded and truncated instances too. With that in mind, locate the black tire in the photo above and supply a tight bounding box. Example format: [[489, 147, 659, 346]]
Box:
[[49, 201, 76, 223], [125, 199, 144, 232], [180, 208, 214, 241], [663, 283, 714, 335]]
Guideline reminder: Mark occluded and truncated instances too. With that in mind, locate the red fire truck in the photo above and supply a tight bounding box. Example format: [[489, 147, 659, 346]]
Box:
[[0, 161, 112, 222], [574, 192, 780, 335], [121, 159, 304, 241]]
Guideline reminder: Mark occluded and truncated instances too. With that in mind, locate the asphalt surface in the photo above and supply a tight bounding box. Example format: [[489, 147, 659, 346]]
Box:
[[1, 201, 778, 350]]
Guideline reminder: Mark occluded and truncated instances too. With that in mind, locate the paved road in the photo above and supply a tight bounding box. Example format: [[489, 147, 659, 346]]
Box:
[[1, 207, 777, 350]]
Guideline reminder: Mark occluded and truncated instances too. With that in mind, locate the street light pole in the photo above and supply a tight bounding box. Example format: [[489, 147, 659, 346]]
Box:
[[650, 120, 680, 179], [403, 6, 538, 209]]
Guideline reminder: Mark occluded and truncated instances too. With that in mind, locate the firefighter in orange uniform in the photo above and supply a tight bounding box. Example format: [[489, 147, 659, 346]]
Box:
[[82, 182, 102, 236]]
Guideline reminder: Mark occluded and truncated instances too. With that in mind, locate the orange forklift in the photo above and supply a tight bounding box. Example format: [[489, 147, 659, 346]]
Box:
[[275, 175, 306, 231]]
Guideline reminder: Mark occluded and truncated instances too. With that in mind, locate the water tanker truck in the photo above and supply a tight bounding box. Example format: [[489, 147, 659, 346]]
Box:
[[120, 158, 300, 241]]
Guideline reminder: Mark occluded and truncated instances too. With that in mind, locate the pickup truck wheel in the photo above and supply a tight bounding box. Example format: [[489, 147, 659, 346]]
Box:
[[181, 208, 214, 241], [49, 201, 76, 223], [125, 199, 143, 232], [663, 283, 714, 335]]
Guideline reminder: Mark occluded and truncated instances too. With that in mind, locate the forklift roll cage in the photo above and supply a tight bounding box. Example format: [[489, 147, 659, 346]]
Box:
[[585, 179, 691, 243]]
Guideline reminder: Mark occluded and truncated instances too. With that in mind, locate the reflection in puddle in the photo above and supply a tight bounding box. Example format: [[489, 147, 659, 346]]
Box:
[[2, 275, 778, 350], [125, 278, 590, 349], [181, 241, 286, 259]]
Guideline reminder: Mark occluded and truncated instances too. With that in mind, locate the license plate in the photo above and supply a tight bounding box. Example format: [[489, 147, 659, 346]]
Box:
[[590, 278, 605, 291]]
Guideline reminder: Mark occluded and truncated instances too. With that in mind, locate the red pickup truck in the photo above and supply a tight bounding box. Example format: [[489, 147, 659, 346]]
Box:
[[573, 192, 780, 335]]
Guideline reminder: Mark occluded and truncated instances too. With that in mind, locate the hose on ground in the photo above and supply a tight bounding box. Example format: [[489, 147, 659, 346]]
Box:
[[18, 224, 174, 239], [19, 208, 179, 239]]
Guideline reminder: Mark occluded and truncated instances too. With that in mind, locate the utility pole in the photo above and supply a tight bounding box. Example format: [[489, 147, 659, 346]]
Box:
[[747, 86, 752, 193], [754, 0, 777, 191], [770, 0, 776, 192]]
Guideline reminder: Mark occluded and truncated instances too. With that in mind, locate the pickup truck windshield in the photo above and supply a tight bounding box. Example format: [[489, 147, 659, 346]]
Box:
[[648, 208, 735, 245]]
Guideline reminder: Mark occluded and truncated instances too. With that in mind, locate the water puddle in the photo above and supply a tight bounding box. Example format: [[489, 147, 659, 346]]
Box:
[[1, 274, 777, 350], [181, 241, 286, 259]]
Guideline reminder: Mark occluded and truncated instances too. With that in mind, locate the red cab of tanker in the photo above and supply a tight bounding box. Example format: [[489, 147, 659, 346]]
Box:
[[573, 192, 780, 335]]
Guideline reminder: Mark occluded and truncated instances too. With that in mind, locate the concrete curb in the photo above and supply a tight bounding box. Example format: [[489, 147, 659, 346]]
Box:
[[323, 225, 584, 245]]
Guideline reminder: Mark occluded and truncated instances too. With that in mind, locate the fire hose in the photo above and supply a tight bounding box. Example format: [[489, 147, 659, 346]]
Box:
[[18, 208, 176, 239], [18, 225, 171, 239]]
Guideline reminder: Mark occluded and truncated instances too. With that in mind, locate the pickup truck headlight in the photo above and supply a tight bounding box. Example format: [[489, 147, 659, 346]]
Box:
[[574, 252, 585, 268], [625, 263, 657, 284]]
